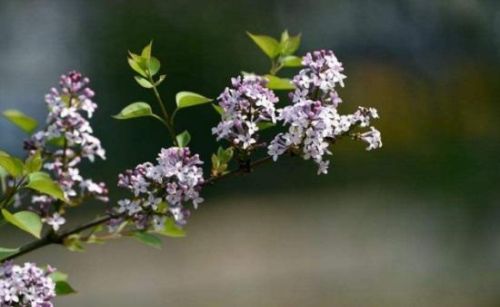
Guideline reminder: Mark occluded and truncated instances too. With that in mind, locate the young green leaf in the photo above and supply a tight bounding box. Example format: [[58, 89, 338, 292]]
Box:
[[0, 247, 19, 260], [155, 74, 167, 86], [49, 271, 77, 295], [217, 147, 234, 163], [257, 122, 275, 131], [26, 172, 67, 202], [24, 151, 43, 173], [155, 218, 186, 238], [148, 57, 161, 76], [0, 151, 24, 177], [141, 41, 152, 60], [212, 104, 224, 116], [280, 32, 301, 56], [49, 271, 69, 282], [131, 231, 162, 249], [176, 91, 212, 109], [47, 136, 66, 147], [176, 130, 191, 148], [211, 147, 234, 176], [280, 55, 302, 67], [1, 209, 43, 238], [247, 32, 280, 58], [265, 75, 295, 90], [113, 102, 159, 120], [55, 281, 77, 295], [127, 56, 148, 78], [2, 109, 38, 133], [134, 76, 154, 88], [63, 234, 85, 252]]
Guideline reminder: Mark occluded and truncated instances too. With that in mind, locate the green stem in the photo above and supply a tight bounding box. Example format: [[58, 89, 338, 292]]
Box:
[[148, 76, 178, 145], [0, 177, 26, 209], [2, 154, 278, 262]]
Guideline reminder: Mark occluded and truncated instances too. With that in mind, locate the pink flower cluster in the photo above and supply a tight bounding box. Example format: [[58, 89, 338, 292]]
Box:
[[112, 147, 204, 229], [0, 262, 56, 307], [266, 50, 382, 174], [26, 71, 108, 230], [212, 75, 279, 150]]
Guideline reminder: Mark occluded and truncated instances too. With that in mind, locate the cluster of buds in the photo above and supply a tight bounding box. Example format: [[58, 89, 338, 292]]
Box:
[[0, 262, 56, 307], [212, 75, 279, 150], [112, 147, 204, 229], [25, 71, 108, 230], [268, 50, 382, 174]]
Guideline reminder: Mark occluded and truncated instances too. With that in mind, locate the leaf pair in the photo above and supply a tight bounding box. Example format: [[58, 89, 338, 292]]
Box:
[[211, 147, 234, 176], [128, 42, 162, 78], [247, 30, 302, 66], [131, 218, 186, 249]]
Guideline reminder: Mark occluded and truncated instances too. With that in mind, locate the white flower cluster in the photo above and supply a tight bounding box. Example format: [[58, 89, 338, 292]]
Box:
[[113, 147, 204, 229], [0, 262, 56, 307], [26, 71, 108, 230], [212, 74, 279, 150], [268, 50, 382, 174]]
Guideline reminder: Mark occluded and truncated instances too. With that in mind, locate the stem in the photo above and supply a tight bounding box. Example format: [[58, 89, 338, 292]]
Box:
[[2, 155, 276, 262], [148, 76, 178, 145], [2, 215, 113, 262], [0, 177, 26, 209], [269, 58, 283, 76]]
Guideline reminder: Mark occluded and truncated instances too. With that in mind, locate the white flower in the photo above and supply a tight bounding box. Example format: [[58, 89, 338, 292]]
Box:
[[43, 213, 66, 231], [360, 127, 383, 150]]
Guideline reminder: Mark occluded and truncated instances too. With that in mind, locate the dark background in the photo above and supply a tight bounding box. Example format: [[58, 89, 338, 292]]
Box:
[[1, 1, 499, 306]]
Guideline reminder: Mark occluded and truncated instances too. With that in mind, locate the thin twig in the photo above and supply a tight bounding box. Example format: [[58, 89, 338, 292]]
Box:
[[2, 154, 276, 262]]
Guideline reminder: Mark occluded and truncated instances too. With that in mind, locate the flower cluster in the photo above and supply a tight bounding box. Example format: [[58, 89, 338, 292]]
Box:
[[0, 262, 56, 307], [25, 71, 108, 230], [212, 75, 279, 150], [112, 147, 204, 229], [268, 50, 382, 174]]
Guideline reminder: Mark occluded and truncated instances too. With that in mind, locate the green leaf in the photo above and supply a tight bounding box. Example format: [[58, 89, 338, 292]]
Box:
[[148, 57, 161, 76], [155, 218, 186, 238], [265, 75, 295, 90], [50, 271, 77, 296], [24, 151, 43, 173], [141, 41, 152, 60], [212, 104, 224, 116], [47, 136, 66, 147], [211, 147, 234, 176], [279, 31, 301, 56], [217, 147, 234, 163], [155, 74, 167, 86], [49, 271, 68, 282], [113, 102, 158, 120], [134, 76, 154, 88], [1, 209, 42, 238], [176, 130, 191, 148], [26, 172, 67, 202], [55, 281, 77, 295], [131, 231, 162, 249], [280, 55, 302, 67], [257, 122, 275, 131], [0, 247, 19, 260], [63, 234, 85, 252], [2, 109, 38, 133], [127, 56, 148, 78], [0, 151, 24, 177], [247, 32, 280, 58], [176, 91, 212, 109]]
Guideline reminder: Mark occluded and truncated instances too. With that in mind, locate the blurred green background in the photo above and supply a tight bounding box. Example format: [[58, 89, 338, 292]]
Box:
[[1, 0, 500, 306]]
